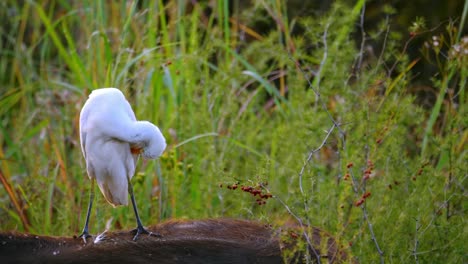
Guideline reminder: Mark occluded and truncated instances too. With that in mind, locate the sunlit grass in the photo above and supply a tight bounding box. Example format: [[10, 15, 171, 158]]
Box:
[[0, 0, 465, 262]]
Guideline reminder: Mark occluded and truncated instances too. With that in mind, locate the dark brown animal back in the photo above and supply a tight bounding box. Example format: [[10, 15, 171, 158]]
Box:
[[0, 219, 354, 264]]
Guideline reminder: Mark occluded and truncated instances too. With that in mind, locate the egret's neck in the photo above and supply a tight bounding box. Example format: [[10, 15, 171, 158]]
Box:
[[132, 121, 166, 159]]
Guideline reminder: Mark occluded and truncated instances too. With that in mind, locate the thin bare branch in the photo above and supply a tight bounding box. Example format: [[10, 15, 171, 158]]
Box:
[[362, 205, 385, 263], [289, 19, 347, 140], [347, 168, 384, 263], [356, 2, 366, 75], [412, 217, 420, 264], [299, 123, 337, 195], [263, 186, 321, 264]]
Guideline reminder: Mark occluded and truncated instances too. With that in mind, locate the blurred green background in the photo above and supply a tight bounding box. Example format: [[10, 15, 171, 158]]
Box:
[[0, 0, 466, 262]]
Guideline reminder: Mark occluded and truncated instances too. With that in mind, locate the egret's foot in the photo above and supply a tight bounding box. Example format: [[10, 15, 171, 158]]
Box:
[[130, 226, 161, 241], [78, 231, 92, 244]]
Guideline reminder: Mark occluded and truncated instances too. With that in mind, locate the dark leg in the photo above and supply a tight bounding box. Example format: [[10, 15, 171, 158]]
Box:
[[78, 178, 95, 243], [127, 177, 160, 241]]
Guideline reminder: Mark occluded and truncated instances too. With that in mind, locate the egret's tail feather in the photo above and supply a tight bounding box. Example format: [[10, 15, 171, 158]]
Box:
[[98, 181, 128, 207]]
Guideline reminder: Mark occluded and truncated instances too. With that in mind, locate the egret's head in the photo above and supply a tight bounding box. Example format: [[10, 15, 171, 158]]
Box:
[[139, 121, 166, 159]]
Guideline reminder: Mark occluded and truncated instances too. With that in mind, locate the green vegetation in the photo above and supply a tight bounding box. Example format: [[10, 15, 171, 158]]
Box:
[[0, 0, 466, 262]]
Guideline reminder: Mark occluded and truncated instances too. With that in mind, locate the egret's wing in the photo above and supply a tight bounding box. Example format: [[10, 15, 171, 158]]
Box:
[[80, 131, 87, 158], [79, 101, 89, 158], [102, 97, 144, 145], [125, 99, 137, 122], [79, 99, 96, 180]]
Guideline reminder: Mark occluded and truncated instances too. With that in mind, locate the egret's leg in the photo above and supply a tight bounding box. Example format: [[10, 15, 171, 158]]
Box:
[[78, 178, 95, 243], [127, 177, 160, 241]]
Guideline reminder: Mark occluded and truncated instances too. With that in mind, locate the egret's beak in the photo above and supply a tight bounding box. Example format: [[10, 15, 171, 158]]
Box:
[[130, 146, 143, 155]]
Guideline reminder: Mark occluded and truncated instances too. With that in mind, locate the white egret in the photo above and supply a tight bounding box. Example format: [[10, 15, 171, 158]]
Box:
[[78, 88, 166, 242]]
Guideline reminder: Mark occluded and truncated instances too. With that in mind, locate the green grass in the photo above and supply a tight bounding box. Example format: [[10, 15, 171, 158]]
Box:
[[0, 0, 466, 263]]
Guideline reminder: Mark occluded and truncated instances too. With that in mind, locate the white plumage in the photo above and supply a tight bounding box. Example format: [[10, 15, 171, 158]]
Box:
[[78, 88, 166, 241]]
